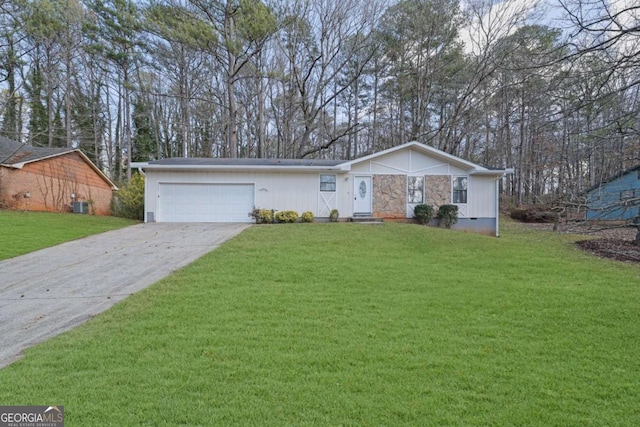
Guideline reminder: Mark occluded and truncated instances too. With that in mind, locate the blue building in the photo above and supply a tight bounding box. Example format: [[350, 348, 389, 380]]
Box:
[[586, 166, 640, 221]]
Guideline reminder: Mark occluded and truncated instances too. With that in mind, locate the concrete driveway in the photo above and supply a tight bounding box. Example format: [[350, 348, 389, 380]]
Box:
[[0, 222, 250, 368]]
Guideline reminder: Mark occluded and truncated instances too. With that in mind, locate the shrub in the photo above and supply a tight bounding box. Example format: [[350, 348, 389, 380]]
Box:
[[301, 211, 314, 223], [275, 210, 299, 223], [250, 208, 274, 224], [437, 204, 458, 229], [329, 209, 339, 222], [111, 173, 145, 221], [413, 204, 434, 225]]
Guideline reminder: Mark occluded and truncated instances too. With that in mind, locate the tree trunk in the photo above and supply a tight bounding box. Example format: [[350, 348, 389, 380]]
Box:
[[353, 77, 359, 158], [115, 91, 122, 182], [517, 84, 526, 205], [1, 35, 19, 141], [227, 76, 238, 158], [258, 72, 265, 158], [225, 2, 238, 158], [372, 57, 379, 152], [47, 51, 54, 147], [179, 47, 189, 158], [124, 65, 132, 180]]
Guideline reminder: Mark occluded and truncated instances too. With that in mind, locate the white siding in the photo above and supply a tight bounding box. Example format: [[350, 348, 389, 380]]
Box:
[[410, 153, 448, 173], [318, 191, 338, 217], [350, 148, 469, 175], [467, 176, 497, 217], [145, 170, 345, 220], [350, 150, 410, 174]]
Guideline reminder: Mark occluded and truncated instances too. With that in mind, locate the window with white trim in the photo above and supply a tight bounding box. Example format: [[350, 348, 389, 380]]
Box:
[[407, 176, 424, 203], [453, 177, 468, 204], [320, 174, 336, 192]]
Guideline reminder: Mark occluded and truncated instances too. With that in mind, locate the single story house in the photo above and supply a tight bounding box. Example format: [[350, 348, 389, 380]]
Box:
[[133, 142, 511, 236], [0, 136, 117, 215], [586, 165, 640, 222]]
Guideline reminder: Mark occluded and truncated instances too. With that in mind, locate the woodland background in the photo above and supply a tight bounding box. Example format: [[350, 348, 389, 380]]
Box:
[[0, 0, 638, 207]]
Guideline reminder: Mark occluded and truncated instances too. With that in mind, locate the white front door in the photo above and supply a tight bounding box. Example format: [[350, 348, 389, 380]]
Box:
[[353, 176, 372, 214]]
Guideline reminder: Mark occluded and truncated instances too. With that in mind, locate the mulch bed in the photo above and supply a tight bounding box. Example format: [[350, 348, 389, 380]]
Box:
[[575, 239, 640, 264], [520, 221, 640, 264]]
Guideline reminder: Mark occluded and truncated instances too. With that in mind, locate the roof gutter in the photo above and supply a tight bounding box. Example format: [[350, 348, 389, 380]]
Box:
[[130, 163, 350, 173], [2, 162, 26, 169], [470, 168, 514, 177]]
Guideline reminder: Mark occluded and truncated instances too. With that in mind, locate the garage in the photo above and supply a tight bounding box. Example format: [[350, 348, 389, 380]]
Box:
[[158, 183, 255, 223]]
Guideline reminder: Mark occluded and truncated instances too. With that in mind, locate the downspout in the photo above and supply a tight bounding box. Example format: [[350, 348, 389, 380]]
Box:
[[495, 177, 500, 237], [497, 169, 515, 237]]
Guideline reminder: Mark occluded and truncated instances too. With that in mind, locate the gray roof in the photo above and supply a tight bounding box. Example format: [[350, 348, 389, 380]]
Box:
[[148, 157, 345, 167], [0, 136, 76, 165], [133, 142, 512, 175]]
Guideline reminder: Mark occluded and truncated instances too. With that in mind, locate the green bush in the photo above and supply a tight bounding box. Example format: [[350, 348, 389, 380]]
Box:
[[301, 211, 314, 223], [111, 173, 145, 221], [275, 210, 299, 223], [413, 204, 434, 225], [437, 204, 458, 229], [329, 209, 339, 222], [250, 208, 274, 224]]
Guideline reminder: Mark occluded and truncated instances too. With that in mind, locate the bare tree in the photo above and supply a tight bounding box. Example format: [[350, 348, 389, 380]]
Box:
[[178, 0, 277, 158], [551, 0, 640, 240], [275, 0, 384, 158]]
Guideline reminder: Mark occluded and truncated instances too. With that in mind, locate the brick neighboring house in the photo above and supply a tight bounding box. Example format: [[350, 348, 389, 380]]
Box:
[[0, 137, 117, 215]]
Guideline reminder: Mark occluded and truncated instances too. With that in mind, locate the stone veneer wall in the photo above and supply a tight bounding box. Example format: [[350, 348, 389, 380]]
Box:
[[373, 175, 406, 218], [425, 175, 451, 208]]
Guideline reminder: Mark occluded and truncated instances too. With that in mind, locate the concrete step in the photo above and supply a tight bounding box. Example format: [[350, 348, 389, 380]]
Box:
[[350, 216, 384, 223]]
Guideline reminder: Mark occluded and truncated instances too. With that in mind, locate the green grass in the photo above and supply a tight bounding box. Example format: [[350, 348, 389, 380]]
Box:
[[0, 210, 138, 260], [0, 221, 639, 426]]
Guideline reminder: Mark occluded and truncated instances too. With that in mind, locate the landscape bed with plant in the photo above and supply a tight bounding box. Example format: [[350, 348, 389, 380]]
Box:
[[250, 208, 335, 223], [0, 221, 638, 425]]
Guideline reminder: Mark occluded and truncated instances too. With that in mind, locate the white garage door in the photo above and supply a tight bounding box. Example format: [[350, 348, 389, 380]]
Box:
[[158, 183, 254, 223]]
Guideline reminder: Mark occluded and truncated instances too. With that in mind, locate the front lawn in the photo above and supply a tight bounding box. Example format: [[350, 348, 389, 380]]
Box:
[[0, 221, 639, 425], [0, 210, 138, 260]]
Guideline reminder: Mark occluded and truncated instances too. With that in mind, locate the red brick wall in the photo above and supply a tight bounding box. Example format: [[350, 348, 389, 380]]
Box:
[[0, 152, 113, 215]]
